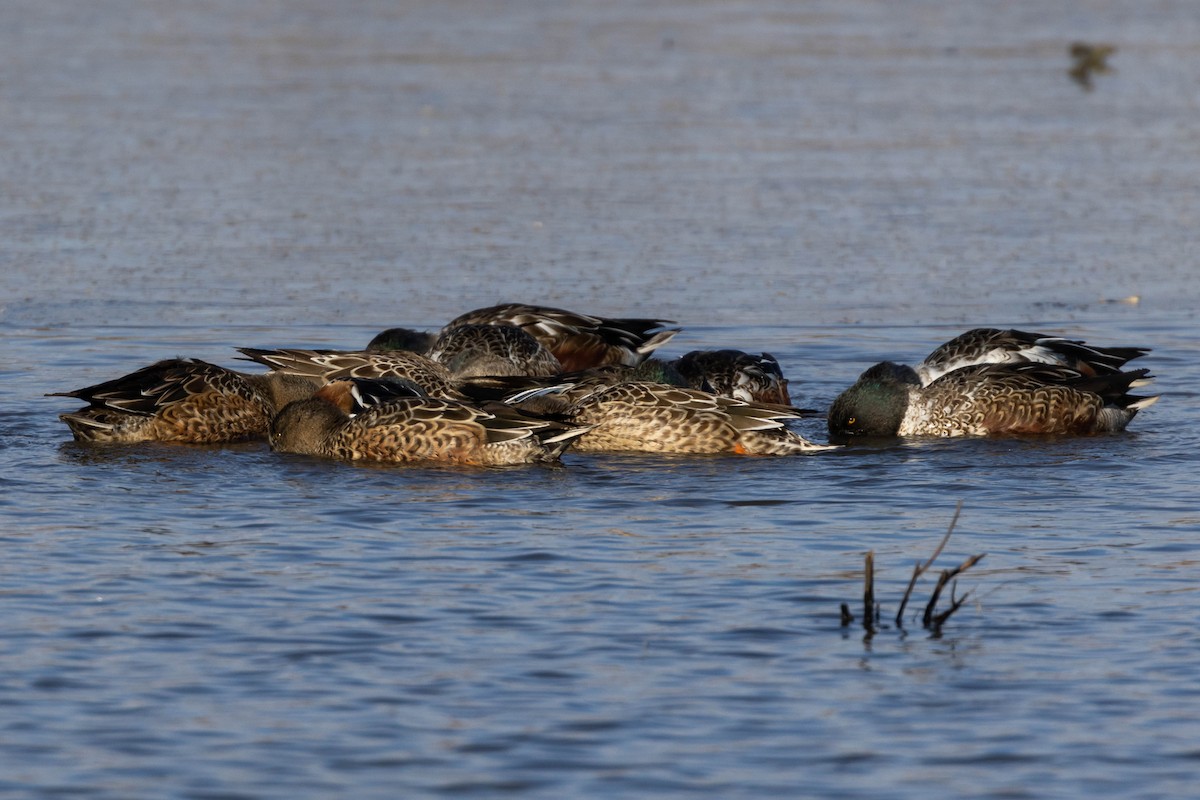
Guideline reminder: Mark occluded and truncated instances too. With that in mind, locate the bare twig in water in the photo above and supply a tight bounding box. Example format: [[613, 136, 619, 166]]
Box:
[[896, 562, 922, 627], [931, 581, 968, 628], [837, 501, 984, 633], [863, 550, 876, 631], [922, 553, 986, 628], [895, 500, 963, 627]]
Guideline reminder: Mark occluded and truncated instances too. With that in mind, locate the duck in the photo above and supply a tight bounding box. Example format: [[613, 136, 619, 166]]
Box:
[[828, 361, 1158, 441], [426, 323, 563, 378], [48, 358, 320, 444], [914, 328, 1148, 385], [268, 380, 589, 466], [672, 349, 792, 405], [457, 354, 801, 422], [438, 303, 680, 371], [237, 347, 464, 400], [560, 381, 835, 455]]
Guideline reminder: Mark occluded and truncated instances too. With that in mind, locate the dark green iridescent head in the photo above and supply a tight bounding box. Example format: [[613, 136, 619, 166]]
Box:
[[827, 362, 918, 441]]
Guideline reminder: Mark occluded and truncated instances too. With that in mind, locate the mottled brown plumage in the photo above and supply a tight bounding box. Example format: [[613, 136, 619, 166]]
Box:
[[444, 303, 680, 371], [566, 382, 834, 455], [428, 323, 563, 378], [829, 361, 1158, 441], [673, 349, 792, 404], [49, 358, 320, 443], [269, 382, 588, 466], [237, 348, 464, 400]]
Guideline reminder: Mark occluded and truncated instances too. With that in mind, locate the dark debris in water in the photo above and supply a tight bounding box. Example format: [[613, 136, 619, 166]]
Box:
[[1069, 41, 1117, 91]]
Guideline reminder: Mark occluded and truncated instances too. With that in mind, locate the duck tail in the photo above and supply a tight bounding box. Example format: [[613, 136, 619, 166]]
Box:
[[1126, 394, 1161, 412]]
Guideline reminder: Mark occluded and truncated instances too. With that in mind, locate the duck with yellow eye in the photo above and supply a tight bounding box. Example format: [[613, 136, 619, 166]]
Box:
[[828, 362, 919, 440]]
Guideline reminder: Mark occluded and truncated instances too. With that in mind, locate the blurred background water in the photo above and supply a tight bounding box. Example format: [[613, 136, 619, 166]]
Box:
[[3, 1, 1199, 797]]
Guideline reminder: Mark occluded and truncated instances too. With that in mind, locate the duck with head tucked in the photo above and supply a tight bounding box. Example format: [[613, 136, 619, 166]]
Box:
[[672, 349, 792, 405], [829, 361, 1157, 442], [828, 328, 1156, 442], [49, 358, 320, 444], [416, 303, 680, 372], [545, 381, 834, 455], [366, 322, 564, 380], [426, 323, 564, 378], [269, 378, 589, 466]]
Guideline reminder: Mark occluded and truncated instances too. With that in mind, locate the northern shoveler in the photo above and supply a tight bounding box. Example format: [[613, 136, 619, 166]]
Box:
[[48, 358, 320, 444], [237, 348, 464, 400], [914, 328, 1148, 385], [562, 382, 835, 455], [828, 361, 1159, 440], [427, 323, 563, 378], [442, 303, 680, 371], [673, 349, 792, 405], [268, 380, 589, 466]]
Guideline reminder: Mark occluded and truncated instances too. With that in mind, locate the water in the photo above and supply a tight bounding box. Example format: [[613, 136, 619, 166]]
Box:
[[3, 1, 1200, 797]]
